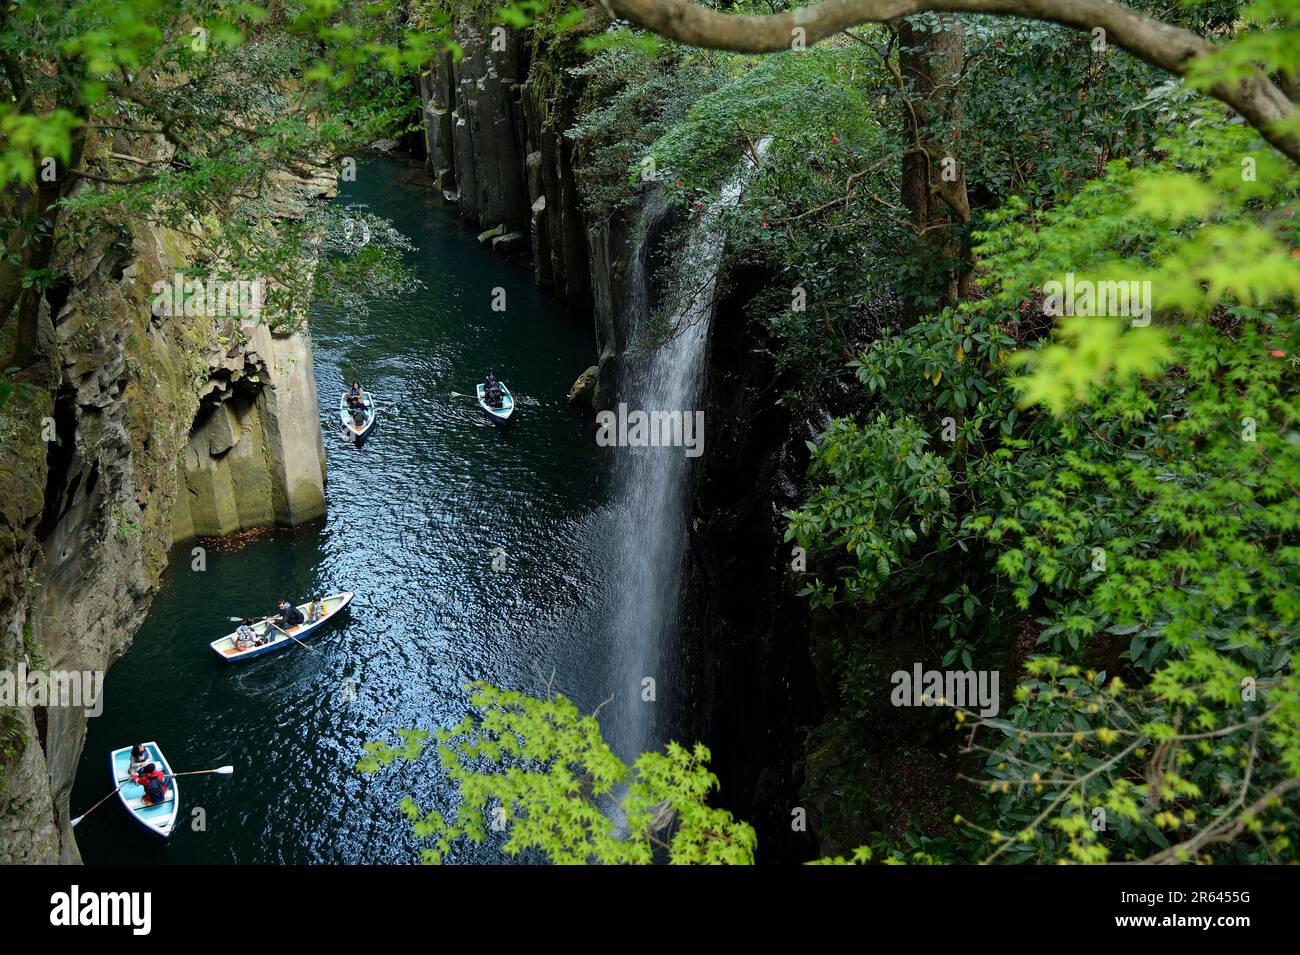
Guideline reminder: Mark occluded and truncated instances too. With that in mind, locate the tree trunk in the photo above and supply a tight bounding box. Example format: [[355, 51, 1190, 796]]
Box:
[[897, 14, 971, 318]]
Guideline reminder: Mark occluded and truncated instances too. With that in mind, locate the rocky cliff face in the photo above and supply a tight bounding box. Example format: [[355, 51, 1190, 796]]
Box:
[[686, 266, 827, 863], [0, 162, 333, 863], [421, 27, 586, 303], [418, 20, 647, 406], [170, 321, 326, 540]]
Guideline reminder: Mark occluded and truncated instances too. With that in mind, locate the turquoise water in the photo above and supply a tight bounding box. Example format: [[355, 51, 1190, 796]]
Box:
[[71, 157, 615, 863]]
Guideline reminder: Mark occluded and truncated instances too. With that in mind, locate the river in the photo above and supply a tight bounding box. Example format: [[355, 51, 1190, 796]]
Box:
[[71, 156, 618, 864]]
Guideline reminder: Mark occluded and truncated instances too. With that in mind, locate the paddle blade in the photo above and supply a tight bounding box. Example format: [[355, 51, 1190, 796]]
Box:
[[70, 814, 85, 828], [213, 766, 235, 775]]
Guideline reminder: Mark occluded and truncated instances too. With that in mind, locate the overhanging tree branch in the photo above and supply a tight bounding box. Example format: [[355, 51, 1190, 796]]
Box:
[[602, 0, 1300, 164]]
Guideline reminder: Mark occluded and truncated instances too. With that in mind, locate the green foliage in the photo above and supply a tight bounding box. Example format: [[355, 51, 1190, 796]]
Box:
[[960, 656, 1298, 863], [787, 96, 1300, 863], [978, 89, 1300, 411], [1185, 0, 1300, 144], [787, 413, 955, 609], [0, 1, 443, 188], [952, 15, 1171, 207], [658, 21, 1172, 397], [0, 367, 31, 415], [809, 845, 874, 865], [358, 682, 756, 864], [0, 708, 26, 769], [645, 44, 894, 383], [566, 43, 730, 220], [651, 46, 877, 195], [0, 0, 439, 342]]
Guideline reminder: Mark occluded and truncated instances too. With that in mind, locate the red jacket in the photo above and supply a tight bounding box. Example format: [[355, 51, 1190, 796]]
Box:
[[133, 769, 167, 804]]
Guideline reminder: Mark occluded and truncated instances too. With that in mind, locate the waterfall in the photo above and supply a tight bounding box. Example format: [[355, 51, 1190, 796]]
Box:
[[605, 145, 768, 761]]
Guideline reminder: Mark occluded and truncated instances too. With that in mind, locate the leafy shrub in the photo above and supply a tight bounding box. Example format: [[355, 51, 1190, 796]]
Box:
[[788, 99, 1300, 863]]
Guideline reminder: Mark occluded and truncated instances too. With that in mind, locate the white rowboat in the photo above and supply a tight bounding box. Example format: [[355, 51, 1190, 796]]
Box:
[[109, 741, 179, 839], [210, 592, 354, 663]]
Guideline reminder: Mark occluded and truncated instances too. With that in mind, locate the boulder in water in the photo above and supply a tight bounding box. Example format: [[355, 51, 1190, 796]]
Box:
[[567, 365, 600, 408], [477, 224, 505, 245], [491, 231, 526, 256]]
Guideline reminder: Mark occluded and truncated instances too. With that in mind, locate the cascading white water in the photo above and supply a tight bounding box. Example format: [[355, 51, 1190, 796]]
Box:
[[605, 146, 768, 761]]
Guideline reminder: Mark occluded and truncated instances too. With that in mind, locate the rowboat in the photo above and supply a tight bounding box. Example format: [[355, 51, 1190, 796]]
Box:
[[476, 382, 514, 426], [210, 591, 354, 663], [340, 391, 376, 441], [110, 741, 179, 839]]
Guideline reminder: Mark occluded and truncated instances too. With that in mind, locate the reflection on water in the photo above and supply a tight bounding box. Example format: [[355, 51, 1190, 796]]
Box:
[[72, 157, 616, 864]]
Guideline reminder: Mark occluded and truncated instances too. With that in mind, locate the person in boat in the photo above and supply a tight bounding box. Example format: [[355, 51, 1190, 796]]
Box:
[[307, 596, 327, 623], [274, 599, 305, 631], [484, 370, 498, 391], [234, 618, 257, 651], [132, 762, 169, 806], [128, 743, 150, 775], [346, 389, 369, 427]]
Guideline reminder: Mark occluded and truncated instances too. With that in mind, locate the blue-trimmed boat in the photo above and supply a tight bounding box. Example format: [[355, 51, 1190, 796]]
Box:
[[110, 741, 178, 839], [210, 592, 354, 663], [476, 382, 514, 426], [340, 392, 376, 441]]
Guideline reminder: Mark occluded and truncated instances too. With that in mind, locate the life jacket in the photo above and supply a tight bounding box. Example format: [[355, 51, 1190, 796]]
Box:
[[136, 770, 167, 804]]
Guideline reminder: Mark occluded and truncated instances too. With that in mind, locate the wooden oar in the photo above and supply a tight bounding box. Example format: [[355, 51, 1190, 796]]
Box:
[[72, 765, 234, 827], [269, 622, 317, 654], [173, 766, 236, 778], [227, 613, 276, 623], [457, 390, 518, 408]]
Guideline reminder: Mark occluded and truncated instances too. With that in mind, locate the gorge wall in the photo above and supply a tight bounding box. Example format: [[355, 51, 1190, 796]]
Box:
[[0, 155, 332, 863], [418, 21, 646, 411], [170, 320, 326, 541], [688, 267, 826, 863]]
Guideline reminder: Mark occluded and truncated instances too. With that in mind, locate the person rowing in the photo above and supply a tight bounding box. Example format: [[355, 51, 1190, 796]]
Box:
[[132, 762, 170, 806], [274, 599, 305, 632], [483, 371, 504, 409], [345, 384, 370, 430]]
